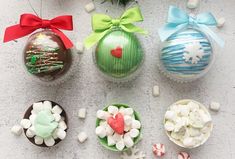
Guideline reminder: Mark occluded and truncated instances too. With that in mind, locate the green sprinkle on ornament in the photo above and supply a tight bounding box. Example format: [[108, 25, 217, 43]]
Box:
[[30, 55, 37, 64]]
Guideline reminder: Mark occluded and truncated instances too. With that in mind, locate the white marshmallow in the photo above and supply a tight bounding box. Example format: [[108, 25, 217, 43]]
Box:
[[44, 137, 55, 147], [116, 139, 125, 151], [34, 136, 43, 145], [217, 17, 225, 28], [188, 127, 200, 137], [29, 114, 36, 123], [112, 133, 123, 142], [105, 125, 114, 136], [164, 121, 175, 131], [20, 119, 31, 129], [26, 128, 35, 138], [187, 0, 199, 9], [77, 132, 88, 143], [107, 135, 116, 146], [95, 126, 106, 138], [188, 102, 199, 112], [78, 108, 87, 119], [198, 109, 211, 125], [52, 105, 63, 114], [171, 132, 182, 140], [210, 102, 220, 111], [131, 120, 141, 129], [53, 114, 61, 122], [108, 106, 119, 115], [183, 137, 195, 147], [75, 41, 84, 53], [33, 102, 44, 113], [124, 124, 132, 132], [52, 129, 59, 139], [152, 85, 160, 97], [57, 129, 66, 140], [124, 108, 134, 116], [165, 111, 177, 121], [11, 125, 23, 136], [119, 107, 126, 114], [124, 135, 134, 148], [96, 110, 111, 120], [85, 2, 95, 13], [179, 105, 190, 116], [43, 101, 52, 110], [58, 120, 67, 130], [129, 129, 139, 138], [124, 115, 132, 126]]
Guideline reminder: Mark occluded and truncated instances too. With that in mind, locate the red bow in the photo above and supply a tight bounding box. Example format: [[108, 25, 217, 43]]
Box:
[[4, 14, 73, 49]]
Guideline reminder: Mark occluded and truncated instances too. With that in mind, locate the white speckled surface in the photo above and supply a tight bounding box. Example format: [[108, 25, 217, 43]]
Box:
[[0, 0, 235, 158]]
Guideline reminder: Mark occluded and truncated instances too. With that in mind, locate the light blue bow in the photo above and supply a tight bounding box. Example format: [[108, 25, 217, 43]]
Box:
[[158, 6, 224, 47]]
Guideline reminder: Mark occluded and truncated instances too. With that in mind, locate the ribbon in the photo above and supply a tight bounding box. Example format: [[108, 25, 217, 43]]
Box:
[[84, 7, 147, 48], [4, 14, 73, 49], [158, 6, 224, 47]]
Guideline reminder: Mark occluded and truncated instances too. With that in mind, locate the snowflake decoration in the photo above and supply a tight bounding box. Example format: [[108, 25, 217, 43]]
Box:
[[183, 42, 204, 64], [121, 146, 146, 159]]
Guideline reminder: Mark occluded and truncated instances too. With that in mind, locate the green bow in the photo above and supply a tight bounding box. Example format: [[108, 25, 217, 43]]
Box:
[[84, 7, 147, 48]]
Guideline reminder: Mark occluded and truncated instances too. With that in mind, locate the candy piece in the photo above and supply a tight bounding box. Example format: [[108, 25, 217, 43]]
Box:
[[152, 143, 166, 157], [105, 124, 114, 136], [178, 152, 191, 159], [53, 114, 61, 122], [108, 106, 119, 115], [76, 41, 84, 53], [217, 18, 225, 28], [131, 119, 141, 129], [52, 129, 59, 139], [152, 85, 160, 97], [77, 132, 88, 143], [26, 128, 35, 138], [96, 110, 111, 120], [57, 129, 66, 140], [183, 137, 195, 147], [165, 110, 177, 121], [108, 113, 124, 135], [164, 121, 175, 131], [107, 135, 116, 146], [187, 0, 199, 9], [124, 115, 132, 126], [116, 139, 125, 151], [78, 108, 87, 119], [33, 102, 44, 113], [29, 114, 36, 123], [85, 2, 95, 13], [119, 107, 126, 114], [124, 124, 132, 132], [44, 137, 55, 147], [43, 101, 52, 110], [129, 129, 139, 138], [124, 108, 134, 116], [58, 120, 67, 130], [210, 101, 220, 111], [124, 135, 134, 148], [95, 126, 106, 138], [34, 136, 43, 145], [112, 133, 123, 142], [11, 125, 23, 136], [20, 119, 31, 129], [52, 105, 63, 114]]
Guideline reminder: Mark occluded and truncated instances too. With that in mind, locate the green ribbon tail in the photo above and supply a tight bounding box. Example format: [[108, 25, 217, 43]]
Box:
[[84, 30, 109, 49]]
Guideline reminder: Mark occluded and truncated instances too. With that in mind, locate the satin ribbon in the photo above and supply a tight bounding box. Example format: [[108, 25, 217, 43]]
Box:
[[158, 6, 224, 47], [4, 14, 73, 49], [84, 7, 147, 48]]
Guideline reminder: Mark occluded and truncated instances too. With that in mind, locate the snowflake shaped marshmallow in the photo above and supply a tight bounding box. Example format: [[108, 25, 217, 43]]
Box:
[[183, 42, 204, 64], [121, 146, 146, 159]]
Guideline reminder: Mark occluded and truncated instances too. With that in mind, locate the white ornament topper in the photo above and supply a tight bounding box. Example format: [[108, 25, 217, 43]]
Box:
[[121, 146, 146, 159], [183, 42, 204, 64]]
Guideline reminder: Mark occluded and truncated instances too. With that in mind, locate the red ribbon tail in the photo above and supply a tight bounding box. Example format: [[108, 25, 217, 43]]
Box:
[[52, 29, 73, 49], [3, 24, 36, 42]]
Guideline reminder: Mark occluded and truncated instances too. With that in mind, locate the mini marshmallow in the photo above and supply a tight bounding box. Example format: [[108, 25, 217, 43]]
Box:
[[129, 129, 139, 138], [187, 0, 199, 9], [20, 119, 31, 129], [198, 109, 211, 125], [116, 139, 125, 151], [131, 119, 141, 129], [165, 110, 177, 121], [179, 105, 190, 116], [85, 2, 95, 13], [58, 120, 67, 130], [119, 107, 126, 114], [112, 133, 123, 142], [75, 41, 84, 53], [188, 127, 200, 137], [57, 129, 66, 140], [44, 137, 55, 147], [124, 108, 134, 116], [164, 121, 175, 131], [183, 137, 195, 147], [29, 114, 36, 123], [124, 124, 132, 132], [96, 110, 110, 120], [217, 18, 225, 28], [11, 125, 23, 136], [124, 115, 132, 126], [178, 152, 191, 159], [78, 132, 88, 143], [95, 126, 106, 138], [43, 101, 52, 110], [210, 101, 220, 111], [152, 85, 160, 97], [53, 114, 61, 122], [78, 108, 87, 119], [171, 132, 182, 140], [52, 129, 59, 139], [52, 105, 63, 114], [124, 135, 134, 148], [107, 135, 116, 146], [33, 102, 44, 113], [188, 101, 199, 112], [108, 106, 119, 115], [34, 136, 43, 145], [105, 124, 114, 136], [26, 128, 35, 138]]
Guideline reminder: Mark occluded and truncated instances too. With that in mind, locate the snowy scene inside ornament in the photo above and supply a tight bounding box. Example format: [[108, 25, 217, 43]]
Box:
[[23, 30, 72, 81], [159, 28, 214, 82], [94, 28, 144, 81]]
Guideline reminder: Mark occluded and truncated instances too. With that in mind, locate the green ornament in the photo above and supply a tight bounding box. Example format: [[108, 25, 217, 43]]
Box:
[[95, 28, 143, 78], [34, 110, 58, 139]]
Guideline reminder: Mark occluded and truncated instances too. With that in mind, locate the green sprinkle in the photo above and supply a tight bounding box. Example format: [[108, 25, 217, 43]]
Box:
[[30, 55, 37, 64]]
